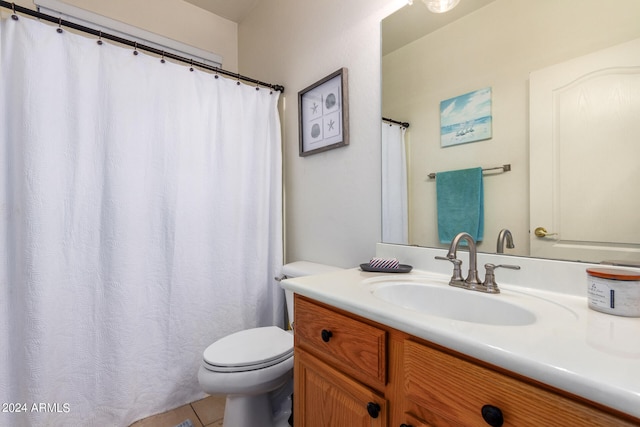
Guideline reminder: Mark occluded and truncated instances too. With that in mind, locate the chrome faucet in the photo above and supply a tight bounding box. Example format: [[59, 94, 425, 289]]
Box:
[[436, 231, 520, 293], [496, 228, 514, 253], [436, 232, 482, 290]]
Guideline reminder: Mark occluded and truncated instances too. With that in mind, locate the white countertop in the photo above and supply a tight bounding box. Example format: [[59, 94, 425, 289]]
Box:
[[281, 267, 640, 419]]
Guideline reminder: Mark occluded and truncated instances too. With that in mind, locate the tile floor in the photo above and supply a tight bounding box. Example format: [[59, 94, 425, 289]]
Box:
[[129, 395, 226, 427]]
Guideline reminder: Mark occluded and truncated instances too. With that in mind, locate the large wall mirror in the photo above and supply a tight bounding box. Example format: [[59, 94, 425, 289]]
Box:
[[382, 0, 640, 263]]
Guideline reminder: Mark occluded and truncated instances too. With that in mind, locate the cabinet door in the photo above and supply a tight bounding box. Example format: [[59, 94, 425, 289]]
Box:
[[295, 347, 387, 427], [404, 340, 639, 427]]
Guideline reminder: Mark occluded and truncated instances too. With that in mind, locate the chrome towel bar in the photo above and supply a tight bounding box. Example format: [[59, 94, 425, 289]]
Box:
[[428, 164, 511, 180]]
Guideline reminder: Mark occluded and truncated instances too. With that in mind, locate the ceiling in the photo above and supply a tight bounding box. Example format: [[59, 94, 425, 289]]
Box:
[[382, 0, 496, 55], [182, 0, 496, 50], [183, 0, 260, 23]]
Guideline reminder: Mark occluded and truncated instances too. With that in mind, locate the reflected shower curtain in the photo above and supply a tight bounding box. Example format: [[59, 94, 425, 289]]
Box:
[[381, 122, 408, 244], [0, 16, 282, 427]]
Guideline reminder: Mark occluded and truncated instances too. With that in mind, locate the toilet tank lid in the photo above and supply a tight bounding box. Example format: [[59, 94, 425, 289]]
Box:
[[282, 261, 343, 278]]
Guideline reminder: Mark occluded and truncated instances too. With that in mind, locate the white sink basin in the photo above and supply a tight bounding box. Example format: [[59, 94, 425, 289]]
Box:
[[365, 276, 549, 326]]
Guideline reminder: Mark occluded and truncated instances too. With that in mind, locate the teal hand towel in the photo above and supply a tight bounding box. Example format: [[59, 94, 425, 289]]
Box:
[[436, 167, 484, 244]]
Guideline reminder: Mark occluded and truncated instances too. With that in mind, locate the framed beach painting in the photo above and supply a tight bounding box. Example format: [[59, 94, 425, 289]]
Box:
[[298, 68, 349, 156], [440, 87, 492, 147]]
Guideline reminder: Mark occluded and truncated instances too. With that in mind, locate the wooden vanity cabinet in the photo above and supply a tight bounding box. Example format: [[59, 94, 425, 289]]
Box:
[[293, 295, 640, 427], [293, 295, 389, 426]]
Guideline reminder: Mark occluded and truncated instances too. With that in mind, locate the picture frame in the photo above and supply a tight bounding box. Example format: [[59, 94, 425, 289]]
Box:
[[298, 68, 349, 156], [440, 87, 493, 148]]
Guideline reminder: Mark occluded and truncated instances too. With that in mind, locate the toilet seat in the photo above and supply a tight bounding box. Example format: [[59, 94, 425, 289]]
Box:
[[203, 326, 293, 373]]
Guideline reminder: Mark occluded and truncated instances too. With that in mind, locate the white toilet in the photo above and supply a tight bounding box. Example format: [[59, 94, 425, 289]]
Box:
[[197, 261, 341, 427]]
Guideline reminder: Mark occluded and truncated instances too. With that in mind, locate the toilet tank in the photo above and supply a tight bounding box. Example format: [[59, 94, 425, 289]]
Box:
[[280, 261, 343, 329]]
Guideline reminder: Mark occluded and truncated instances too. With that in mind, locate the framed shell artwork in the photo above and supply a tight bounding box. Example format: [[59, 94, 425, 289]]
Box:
[[298, 68, 349, 156]]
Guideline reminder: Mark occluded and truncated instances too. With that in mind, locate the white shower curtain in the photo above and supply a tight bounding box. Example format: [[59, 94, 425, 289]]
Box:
[[0, 16, 282, 427], [381, 122, 408, 245]]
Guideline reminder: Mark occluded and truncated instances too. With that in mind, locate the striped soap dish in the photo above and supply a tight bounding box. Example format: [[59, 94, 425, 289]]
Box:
[[359, 263, 413, 273]]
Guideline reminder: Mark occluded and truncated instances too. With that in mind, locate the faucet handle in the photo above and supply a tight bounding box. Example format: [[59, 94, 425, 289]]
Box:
[[435, 256, 464, 282], [487, 263, 521, 271], [482, 263, 521, 294]]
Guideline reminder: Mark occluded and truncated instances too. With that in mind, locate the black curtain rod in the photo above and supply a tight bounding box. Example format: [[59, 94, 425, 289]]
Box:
[[1, 1, 285, 92], [382, 117, 410, 128]]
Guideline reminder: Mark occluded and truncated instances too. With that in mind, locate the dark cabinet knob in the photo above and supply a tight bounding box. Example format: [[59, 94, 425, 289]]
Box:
[[321, 329, 333, 342], [400, 424, 413, 427], [481, 404, 504, 427], [367, 402, 381, 418]]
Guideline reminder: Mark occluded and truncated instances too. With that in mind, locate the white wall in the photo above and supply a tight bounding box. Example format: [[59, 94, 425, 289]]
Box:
[[8, 0, 238, 71], [239, 0, 406, 268]]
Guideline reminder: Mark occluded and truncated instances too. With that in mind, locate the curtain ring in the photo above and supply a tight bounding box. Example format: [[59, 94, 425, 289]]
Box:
[[11, 3, 19, 20], [97, 31, 103, 45], [56, 17, 63, 33], [236, 73, 241, 86], [133, 42, 139, 56], [214, 67, 219, 79], [160, 51, 166, 64], [189, 59, 194, 72]]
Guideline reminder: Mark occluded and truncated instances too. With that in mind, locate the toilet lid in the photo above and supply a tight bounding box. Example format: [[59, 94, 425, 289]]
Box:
[[203, 326, 293, 372]]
